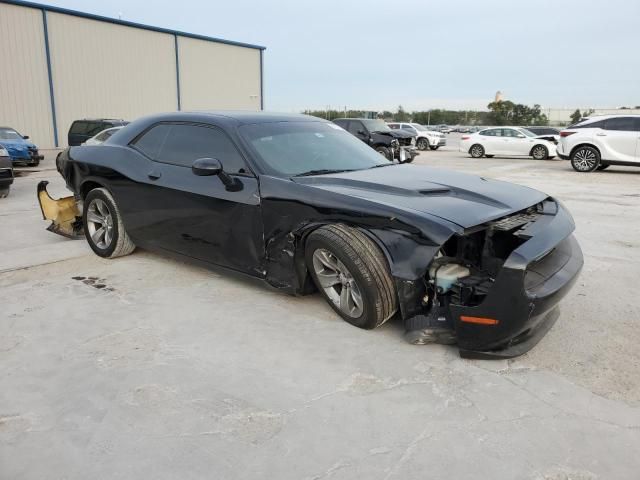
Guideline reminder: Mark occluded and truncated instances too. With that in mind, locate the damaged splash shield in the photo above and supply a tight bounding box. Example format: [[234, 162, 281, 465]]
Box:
[[37, 181, 84, 239]]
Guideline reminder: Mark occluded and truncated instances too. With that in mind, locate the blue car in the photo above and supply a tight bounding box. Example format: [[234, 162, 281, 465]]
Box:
[[0, 126, 44, 166]]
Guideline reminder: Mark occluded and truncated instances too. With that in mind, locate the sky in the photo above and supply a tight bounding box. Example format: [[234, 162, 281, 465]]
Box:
[[42, 0, 640, 112]]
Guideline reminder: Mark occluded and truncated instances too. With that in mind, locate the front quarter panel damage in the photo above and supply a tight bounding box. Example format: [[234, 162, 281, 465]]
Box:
[[258, 175, 458, 320]]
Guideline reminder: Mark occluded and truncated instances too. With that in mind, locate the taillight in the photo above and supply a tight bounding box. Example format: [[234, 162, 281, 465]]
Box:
[[461, 136, 470, 140], [560, 131, 577, 137]]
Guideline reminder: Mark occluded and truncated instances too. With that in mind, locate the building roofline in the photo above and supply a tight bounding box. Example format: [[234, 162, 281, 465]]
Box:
[[0, 0, 266, 51]]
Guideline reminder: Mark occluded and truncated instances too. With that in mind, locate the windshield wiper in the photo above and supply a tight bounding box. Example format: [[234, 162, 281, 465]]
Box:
[[293, 168, 356, 177], [369, 162, 395, 169]]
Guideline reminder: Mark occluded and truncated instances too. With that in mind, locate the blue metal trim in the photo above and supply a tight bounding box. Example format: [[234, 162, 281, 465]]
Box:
[[1, 0, 266, 51], [41, 9, 58, 147], [259, 50, 264, 110], [174, 34, 181, 111]]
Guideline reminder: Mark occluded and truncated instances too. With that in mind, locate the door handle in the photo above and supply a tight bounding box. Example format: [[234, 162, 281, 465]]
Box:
[[596, 133, 607, 136], [148, 170, 162, 180]]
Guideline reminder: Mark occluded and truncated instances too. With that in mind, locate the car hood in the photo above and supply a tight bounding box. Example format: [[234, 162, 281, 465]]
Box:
[[293, 165, 547, 229], [0, 139, 35, 150]]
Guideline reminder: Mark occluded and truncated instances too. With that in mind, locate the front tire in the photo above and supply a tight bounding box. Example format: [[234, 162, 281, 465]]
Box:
[[531, 145, 549, 160], [416, 138, 429, 150], [375, 146, 393, 161], [83, 188, 136, 258], [306, 224, 397, 330], [571, 146, 600, 172], [469, 144, 484, 158]]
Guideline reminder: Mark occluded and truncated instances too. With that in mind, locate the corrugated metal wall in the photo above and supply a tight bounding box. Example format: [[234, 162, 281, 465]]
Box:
[[0, 1, 263, 149], [0, 3, 55, 147], [47, 12, 178, 147], [178, 37, 262, 111]]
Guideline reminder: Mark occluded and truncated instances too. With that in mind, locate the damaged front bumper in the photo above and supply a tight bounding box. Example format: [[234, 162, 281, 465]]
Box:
[[407, 200, 583, 359], [37, 180, 84, 238]]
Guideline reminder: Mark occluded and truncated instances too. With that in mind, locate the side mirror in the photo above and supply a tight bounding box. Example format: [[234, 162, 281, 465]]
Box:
[[192, 157, 222, 176], [357, 129, 367, 136], [191, 158, 242, 192], [23, 135, 30, 140]]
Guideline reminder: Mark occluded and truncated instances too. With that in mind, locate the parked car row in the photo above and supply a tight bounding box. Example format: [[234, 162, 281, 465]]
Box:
[[458, 115, 640, 172]]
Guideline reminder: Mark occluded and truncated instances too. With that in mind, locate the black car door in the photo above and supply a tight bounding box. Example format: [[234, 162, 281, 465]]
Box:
[[346, 120, 369, 144], [125, 122, 264, 276]]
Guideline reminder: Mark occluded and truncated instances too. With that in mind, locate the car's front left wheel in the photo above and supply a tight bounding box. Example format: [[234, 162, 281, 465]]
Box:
[[375, 146, 393, 161], [416, 138, 429, 150], [83, 187, 136, 258], [306, 224, 397, 330]]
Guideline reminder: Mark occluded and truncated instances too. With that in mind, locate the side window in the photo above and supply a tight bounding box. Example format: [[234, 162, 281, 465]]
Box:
[[502, 129, 519, 137], [576, 119, 606, 129], [156, 124, 248, 174], [69, 121, 89, 135], [95, 129, 112, 142], [605, 117, 635, 132], [132, 124, 172, 160], [480, 130, 493, 136], [401, 125, 414, 132], [86, 122, 107, 136], [347, 121, 365, 135]]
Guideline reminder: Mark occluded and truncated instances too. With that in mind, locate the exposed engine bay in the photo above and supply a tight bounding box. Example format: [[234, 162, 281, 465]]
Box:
[[406, 203, 551, 345]]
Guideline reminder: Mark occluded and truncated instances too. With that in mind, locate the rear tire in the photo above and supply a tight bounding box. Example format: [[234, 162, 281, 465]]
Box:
[[375, 146, 393, 161], [469, 144, 484, 158], [83, 187, 136, 259], [571, 146, 600, 172], [306, 224, 397, 330]]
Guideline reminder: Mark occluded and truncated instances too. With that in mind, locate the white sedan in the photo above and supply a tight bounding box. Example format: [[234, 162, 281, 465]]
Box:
[[82, 126, 124, 146], [459, 127, 557, 160]]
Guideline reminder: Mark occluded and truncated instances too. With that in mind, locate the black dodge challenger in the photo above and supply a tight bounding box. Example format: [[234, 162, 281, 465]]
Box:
[[39, 112, 583, 358]]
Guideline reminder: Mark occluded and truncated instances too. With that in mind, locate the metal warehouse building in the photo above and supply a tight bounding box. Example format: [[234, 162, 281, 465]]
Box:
[[0, 0, 265, 149]]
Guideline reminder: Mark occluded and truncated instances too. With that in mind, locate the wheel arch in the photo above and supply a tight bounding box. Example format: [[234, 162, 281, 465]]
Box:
[[529, 143, 549, 157], [79, 179, 109, 199], [570, 142, 600, 159], [290, 222, 446, 320]]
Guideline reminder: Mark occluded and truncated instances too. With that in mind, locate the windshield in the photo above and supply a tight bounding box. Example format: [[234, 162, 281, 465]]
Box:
[[411, 124, 428, 131], [239, 121, 391, 177], [0, 128, 22, 140], [521, 129, 536, 138], [361, 119, 391, 132]]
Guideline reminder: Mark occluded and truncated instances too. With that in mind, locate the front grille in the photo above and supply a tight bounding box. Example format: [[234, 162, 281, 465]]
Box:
[[490, 211, 539, 232]]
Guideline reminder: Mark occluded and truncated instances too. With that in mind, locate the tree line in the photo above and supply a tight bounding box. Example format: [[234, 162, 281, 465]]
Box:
[[303, 101, 551, 126]]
